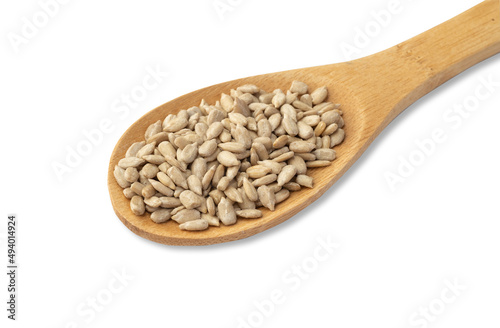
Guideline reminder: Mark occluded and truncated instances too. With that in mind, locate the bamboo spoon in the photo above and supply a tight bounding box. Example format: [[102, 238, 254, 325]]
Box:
[[108, 0, 500, 246]]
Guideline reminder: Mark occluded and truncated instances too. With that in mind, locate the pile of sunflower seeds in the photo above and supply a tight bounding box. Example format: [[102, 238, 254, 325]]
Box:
[[114, 81, 345, 231]]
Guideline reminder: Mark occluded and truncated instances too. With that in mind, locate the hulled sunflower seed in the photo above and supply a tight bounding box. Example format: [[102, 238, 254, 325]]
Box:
[[272, 151, 295, 162], [147, 132, 169, 145], [201, 213, 219, 226], [172, 209, 201, 224], [236, 209, 263, 219], [277, 165, 297, 186], [288, 156, 307, 175], [311, 86, 328, 105], [179, 190, 202, 209], [289, 141, 316, 153], [207, 197, 216, 216], [284, 182, 301, 191], [142, 155, 166, 165], [322, 123, 339, 136], [124, 167, 139, 183], [144, 196, 161, 208], [306, 160, 331, 168], [130, 196, 145, 215], [126, 141, 146, 158], [296, 174, 314, 188], [225, 186, 243, 203], [252, 174, 278, 187], [150, 209, 172, 223], [178, 143, 198, 164], [114, 166, 131, 188], [118, 157, 145, 169], [160, 197, 182, 208], [167, 166, 188, 189], [130, 182, 145, 195], [313, 149, 336, 161], [149, 179, 174, 197], [257, 185, 275, 211], [219, 142, 247, 153], [187, 175, 203, 195], [246, 165, 271, 179], [217, 151, 240, 167], [157, 172, 176, 190], [123, 188, 136, 199], [136, 142, 155, 158], [142, 184, 156, 199], [290, 81, 308, 95], [218, 197, 237, 225], [330, 129, 345, 147], [179, 219, 209, 231], [275, 189, 290, 204]]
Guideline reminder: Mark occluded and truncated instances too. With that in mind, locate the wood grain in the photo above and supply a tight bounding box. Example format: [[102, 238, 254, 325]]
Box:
[[108, 0, 500, 246]]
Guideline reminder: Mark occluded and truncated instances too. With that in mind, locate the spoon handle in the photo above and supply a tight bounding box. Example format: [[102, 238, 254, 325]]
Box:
[[356, 0, 500, 126]]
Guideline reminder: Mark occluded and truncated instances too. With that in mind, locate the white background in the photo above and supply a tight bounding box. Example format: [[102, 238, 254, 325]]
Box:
[[1, 0, 499, 327]]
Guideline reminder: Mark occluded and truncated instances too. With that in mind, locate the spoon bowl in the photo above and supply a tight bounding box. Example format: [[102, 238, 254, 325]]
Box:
[[108, 0, 500, 245]]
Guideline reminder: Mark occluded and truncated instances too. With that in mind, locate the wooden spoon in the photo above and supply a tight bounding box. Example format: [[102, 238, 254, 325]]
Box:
[[108, 0, 500, 246]]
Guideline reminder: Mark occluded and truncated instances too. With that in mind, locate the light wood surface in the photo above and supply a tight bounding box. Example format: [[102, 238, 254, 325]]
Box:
[[108, 0, 500, 246]]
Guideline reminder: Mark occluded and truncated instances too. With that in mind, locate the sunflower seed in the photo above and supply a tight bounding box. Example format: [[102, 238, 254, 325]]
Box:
[[257, 185, 275, 211], [218, 197, 237, 225], [150, 209, 172, 223], [160, 197, 182, 208], [330, 129, 345, 147], [147, 132, 169, 145], [306, 160, 331, 168], [289, 141, 316, 153], [167, 166, 188, 189], [275, 189, 290, 204], [219, 142, 247, 153], [178, 219, 208, 231], [272, 151, 295, 162], [277, 165, 297, 186], [290, 81, 308, 95], [224, 186, 242, 203], [179, 190, 203, 209], [142, 184, 156, 199], [114, 166, 131, 188], [311, 86, 328, 105], [126, 141, 146, 157], [123, 188, 136, 199], [296, 175, 314, 188], [130, 196, 145, 215], [246, 165, 271, 179], [236, 209, 263, 219], [201, 213, 219, 226], [118, 157, 145, 169], [252, 174, 278, 187], [149, 179, 174, 197], [313, 149, 336, 161], [207, 197, 216, 216], [172, 209, 201, 224], [136, 142, 155, 158], [144, 196, 161, 208]]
